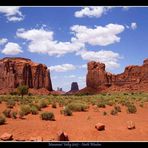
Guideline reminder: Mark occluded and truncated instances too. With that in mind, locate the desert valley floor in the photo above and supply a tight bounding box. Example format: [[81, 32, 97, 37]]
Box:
[[0, 93, 148, 141]]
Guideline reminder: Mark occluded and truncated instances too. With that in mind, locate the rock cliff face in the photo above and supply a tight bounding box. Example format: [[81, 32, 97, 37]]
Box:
[[0, 57, 52, 94], [83, 58, 148, 93]]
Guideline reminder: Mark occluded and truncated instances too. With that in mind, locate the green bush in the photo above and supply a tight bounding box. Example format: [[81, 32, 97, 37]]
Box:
[[30, 106, 39, 115], [52, 102, 57, 108], [97, 102, 106, 108], [7, 99, 16, 108], [40, 112, 55, 121], [114, 105, 121, 112], [127, 104, 137, 114], [39, 100, 48, 108], [110, 109, 118, 115], [139, 102, 144, 108], [17, 85, 28, 99], [11, 111, 17, 119], [10, 91, 18, 95], [0, 115, 6, 125], [67, 102, 88, 112], [62, 107, 73, 116], [102, 111, 107, 116], [3, 109, 11, 118], [20, 105, 31, 115], [18, 111, 25, 119]]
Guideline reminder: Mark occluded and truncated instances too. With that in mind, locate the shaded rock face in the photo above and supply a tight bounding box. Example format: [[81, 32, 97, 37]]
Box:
[[0, 57, 52, 94], [66, 82, 79, 94], [70, 82, 79, 92], [86, 58, 148, 92]]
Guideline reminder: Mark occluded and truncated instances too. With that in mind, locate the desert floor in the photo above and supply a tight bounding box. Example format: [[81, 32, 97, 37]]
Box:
[[0, 102, 148, 141]]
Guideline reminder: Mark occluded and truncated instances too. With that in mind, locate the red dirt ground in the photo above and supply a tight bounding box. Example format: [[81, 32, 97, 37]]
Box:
[[0, 102, 148, 141]]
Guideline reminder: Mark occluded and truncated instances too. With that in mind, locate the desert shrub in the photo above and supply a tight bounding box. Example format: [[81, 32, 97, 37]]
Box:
[[67, 102, 88, 112], [62, 107, 73, 116], [139, 102, 144, 108], [97, 102, 106, 108], [6, 99, 16, 108], [0, 115, 6, 125], [28, 93, 33, 96], [30, 106, 39, 115], [59, 102, 64, 107], [40, 112, 55, 121], [102, 111, 107, 116], [114, 105, 121, 112], [127, 104, 137, 114], [101, 93, 106, 96], [123, 93, 128, 95], [18, 111, 25, 119], [110, 109, 118, 115], [17, 85, 28, 99], [107, 101, 115, 106], [39, 100, 48, 108], [11, 111, 17, 119], [52, 102, 57, 108], [3, 109, 11, 118], [131, 92, 135, 95], [20, 105, 31, 115], [10, 91, 18, 95]]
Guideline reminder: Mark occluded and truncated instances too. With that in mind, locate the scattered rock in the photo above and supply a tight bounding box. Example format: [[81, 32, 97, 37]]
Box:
[[57, 131, 69, 141], [95, 123, 105, 131], [0, 133, 13, 141], [14, 138, 26, 141], [30, 136, 43, 141], [127, 121, 135, 130]]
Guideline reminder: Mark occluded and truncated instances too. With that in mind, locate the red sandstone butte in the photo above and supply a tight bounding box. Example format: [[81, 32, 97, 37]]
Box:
[[0, 57, 52, 94], [79, 58, 148, 94]]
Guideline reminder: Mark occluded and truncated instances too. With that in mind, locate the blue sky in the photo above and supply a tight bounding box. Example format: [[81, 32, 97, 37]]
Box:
[[0, 7, 148, 91]]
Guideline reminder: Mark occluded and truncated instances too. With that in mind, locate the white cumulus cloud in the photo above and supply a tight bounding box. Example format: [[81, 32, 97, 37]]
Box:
[[0, 38, 8, 45], [0, 6, 24, 22], [49, 64, 76, 72], [1, 42, 23, 55], [71, 24, 125, 46], [131, 22, 137, 30], [74, 6, 111, 18], [16, 28, 84, 57], [78, 50, 121, 70]]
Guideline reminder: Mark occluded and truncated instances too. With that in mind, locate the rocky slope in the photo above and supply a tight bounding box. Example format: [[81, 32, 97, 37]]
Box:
[[79, 58, 148, 94], [0, 57, 52, 94]]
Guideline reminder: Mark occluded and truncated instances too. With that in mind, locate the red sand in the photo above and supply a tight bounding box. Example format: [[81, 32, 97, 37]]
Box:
[[0, 102, 148, 141]]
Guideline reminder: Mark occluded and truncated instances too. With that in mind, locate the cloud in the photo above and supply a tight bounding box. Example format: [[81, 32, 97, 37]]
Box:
[[49, 64, 76, 72], [0, 38, 8, 45], [64, 75, 76, 78], [78, 50, 122, 70], [16, 28, 84, 57], [74, 6, 111, 18], [131, 22, 137, 30], [0, 6, 24, 22], [16, 23, 125, 59], [79, 64, 87, 69], [1, 42, 23, 55], [71, 24, 125, 46]]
